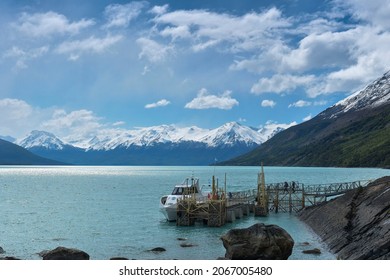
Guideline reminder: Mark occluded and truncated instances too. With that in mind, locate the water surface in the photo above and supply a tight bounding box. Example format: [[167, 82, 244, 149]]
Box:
[[0, 166, 388, 260]]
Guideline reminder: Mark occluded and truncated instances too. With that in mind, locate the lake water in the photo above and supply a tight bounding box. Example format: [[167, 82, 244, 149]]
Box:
[[0, 165, 389, 260]]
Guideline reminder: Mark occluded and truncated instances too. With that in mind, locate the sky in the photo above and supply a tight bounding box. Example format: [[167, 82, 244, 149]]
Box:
[[0, 0, 390, 140]]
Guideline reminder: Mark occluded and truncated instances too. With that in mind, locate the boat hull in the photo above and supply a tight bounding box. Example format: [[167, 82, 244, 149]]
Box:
[[159, 204, 177, 221]]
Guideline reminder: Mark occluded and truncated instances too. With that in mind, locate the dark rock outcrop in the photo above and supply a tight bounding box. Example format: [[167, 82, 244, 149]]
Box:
[[299, 176, 390, 260], [220, 223, 294, 260], [148, 247, 166, 253], [0, 246, 5, 254], [0, 256, 21, 260], [302, 248, 321, 255], [179, 243, 197, 248], [40, 246, 90, 260]]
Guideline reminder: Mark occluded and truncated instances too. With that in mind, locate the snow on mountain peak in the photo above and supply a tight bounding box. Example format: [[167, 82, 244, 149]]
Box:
[[18, 130, 65, 150], [17, 122, 287, 151], [200, 122, 265, 147], [333, 70, 390, 115]]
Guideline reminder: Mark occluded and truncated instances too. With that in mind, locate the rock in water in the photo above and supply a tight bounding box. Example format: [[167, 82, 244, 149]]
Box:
[[221, 223, 294, 260], [148, 247, 166, 253], [302, 248, 321, 255], [41, 247, 90, 260]]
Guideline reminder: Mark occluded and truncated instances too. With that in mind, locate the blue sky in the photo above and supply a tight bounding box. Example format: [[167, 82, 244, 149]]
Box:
[[0, 0, 389, 139]]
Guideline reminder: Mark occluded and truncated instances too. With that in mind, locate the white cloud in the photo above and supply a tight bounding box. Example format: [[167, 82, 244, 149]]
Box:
[[251, 74, 316, 95], [0, 98, 33, 120], [3, 46, 49, 71], [160, 25, 191, 41], [288, 100, 327, 108], [145, 99, 171, 109], [284, 30, 357, 72], [136, 37, 174, 63], [113, 121, 126, 126], [41, 109, 104, 143], [0, 98, 128, 144], [103, 2, 146, 29], [261, 99, 276, 108], [150, 5, 169, 15], [55, 35, 123, 59], [334, 0, 390, 29], [141, 65, 150, 75], [185, 88, 239, 110], [0, 98, 50, 138], [153, 7, 290, 52], [15, 11, 95, 37], [226, 2, 390, 98], [289, 100, 312, 108]]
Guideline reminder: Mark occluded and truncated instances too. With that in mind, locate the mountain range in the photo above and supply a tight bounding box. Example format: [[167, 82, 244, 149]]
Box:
[[0, 139, 62, 165], [222, 70, 390, 167], [2, 70, 389, 167], [11, 121, 287, 165]]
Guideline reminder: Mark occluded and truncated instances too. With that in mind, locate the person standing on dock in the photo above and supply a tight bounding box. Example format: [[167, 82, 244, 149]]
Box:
[[283, 182, 289, 193]]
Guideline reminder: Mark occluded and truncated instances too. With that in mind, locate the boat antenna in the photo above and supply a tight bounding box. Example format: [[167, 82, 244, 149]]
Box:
[[213, 157, 217, 176]]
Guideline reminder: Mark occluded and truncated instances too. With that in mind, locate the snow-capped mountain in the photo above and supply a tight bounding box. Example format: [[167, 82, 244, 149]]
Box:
[[17, 130, 66, 150], [18, 122, 284, 151], [199, 122, 266, 147], [83, 125, 210, 151], [16, 122, 288, 165], [322, 70, 390, 119]]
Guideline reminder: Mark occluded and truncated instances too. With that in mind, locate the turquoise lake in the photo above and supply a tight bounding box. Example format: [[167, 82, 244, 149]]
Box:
[[0, 165, 389, 260]]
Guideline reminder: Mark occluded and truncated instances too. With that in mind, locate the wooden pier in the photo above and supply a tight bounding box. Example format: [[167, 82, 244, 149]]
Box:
[[175, 177, 371, 227]]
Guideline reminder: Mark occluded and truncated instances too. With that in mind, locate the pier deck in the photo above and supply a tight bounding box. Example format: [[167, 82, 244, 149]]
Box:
[[175, 179, 371, 227]]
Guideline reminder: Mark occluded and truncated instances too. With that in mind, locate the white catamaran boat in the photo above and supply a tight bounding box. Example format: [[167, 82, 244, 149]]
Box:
[[159, 177, 210, 221]]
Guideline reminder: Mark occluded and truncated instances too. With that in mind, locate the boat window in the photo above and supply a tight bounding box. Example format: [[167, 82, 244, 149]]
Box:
[[172, 187, 183, 195]]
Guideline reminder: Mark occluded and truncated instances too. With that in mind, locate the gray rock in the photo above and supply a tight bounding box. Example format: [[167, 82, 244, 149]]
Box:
[[41, 246, 90, 260], [221, 223, 294, 260], [0, 246, 5, 254]]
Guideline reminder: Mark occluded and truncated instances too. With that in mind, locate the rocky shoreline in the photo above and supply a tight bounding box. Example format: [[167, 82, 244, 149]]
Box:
[[298, 176, 390, 260]]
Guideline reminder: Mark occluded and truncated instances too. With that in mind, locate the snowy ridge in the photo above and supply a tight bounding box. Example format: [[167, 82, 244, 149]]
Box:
[[199, 122, 266, 147], [332, 70, 390, 116], [17, 130, 65, 150], [18, 122, 291, 151]]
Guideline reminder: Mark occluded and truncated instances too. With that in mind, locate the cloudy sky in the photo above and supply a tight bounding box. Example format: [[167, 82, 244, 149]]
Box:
[[0, 0, 389, 140]]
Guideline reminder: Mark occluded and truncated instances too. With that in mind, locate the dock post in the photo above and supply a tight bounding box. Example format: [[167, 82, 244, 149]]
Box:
[[301, 185, 305, 209], [254, 163, 269, 217], [275, 185, 279, 213], [208, 200, 226, 227], [176, 199, 195, 226]]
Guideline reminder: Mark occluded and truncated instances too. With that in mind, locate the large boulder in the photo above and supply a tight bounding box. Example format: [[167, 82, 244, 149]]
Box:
[[220, 223, 294, 260], [41, 246, 90, 260]]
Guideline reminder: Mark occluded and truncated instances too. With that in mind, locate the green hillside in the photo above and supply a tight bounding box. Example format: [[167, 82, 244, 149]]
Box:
[[222, 104, 390, 168]]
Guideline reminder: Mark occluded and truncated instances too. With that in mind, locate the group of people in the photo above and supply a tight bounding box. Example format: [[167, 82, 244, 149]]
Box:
[[283, 181, 297, 193]]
